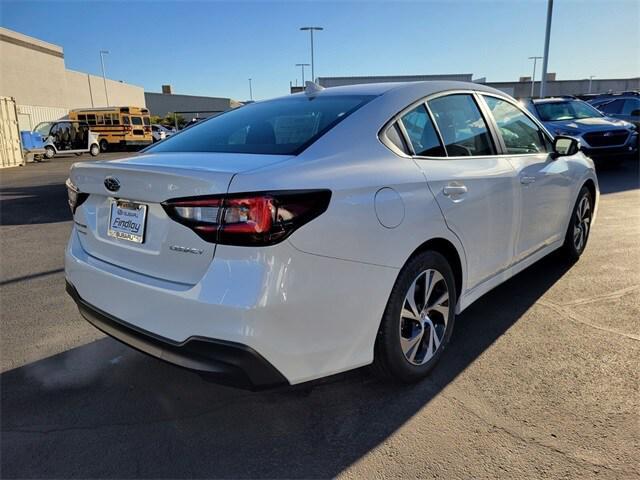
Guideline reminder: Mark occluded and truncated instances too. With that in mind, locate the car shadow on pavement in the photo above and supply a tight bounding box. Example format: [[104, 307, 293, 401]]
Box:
[[595, 158, 639, 195], [0, 251, 573, 479], [0, 183, 71, 226]]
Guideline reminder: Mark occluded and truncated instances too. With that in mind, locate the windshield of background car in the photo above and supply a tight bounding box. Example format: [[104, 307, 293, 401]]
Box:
[[34, 122, 53, 136], [147, 95, 375, 155], [535, 100, 603, 121]]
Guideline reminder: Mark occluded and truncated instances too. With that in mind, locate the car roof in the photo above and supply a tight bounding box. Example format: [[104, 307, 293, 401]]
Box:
[[287, 80, 509, 100]]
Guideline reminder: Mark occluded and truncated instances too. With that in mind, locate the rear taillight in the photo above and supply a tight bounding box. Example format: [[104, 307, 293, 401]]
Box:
[[65, 178, 88, 214], [162, 190, 331, 246]]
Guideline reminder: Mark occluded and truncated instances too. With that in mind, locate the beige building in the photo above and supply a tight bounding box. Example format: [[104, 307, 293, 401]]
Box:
[[0, 27, 145, 130]]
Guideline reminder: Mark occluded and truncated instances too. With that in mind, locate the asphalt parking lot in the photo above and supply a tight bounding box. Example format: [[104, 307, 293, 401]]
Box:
[[1, 153, 639, 479]]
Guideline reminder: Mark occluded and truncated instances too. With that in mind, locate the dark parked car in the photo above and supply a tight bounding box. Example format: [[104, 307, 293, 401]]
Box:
[[524, 97, 638, 163], [592, 95, 640, 129]]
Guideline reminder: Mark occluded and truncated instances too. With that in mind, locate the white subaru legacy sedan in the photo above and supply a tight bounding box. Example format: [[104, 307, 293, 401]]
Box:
[[65, 81, 598, 390]]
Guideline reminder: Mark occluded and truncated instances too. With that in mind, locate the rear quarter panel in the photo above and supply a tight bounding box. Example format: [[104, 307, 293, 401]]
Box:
[[228, 137, 461, 272]]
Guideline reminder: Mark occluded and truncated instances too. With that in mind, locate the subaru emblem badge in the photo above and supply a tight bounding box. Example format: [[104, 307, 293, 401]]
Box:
[[104, 176, 121, 192]]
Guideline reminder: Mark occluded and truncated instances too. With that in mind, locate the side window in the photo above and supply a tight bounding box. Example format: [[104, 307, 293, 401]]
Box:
[[622, 99, 640, 115], [600, 99, 624, 114], [123, 116, 130, 125], [97, 115, 104, 125], [77, 114, 86, 121], [427, 94, 495, 156], [86, 114, 96, 126], [399, 104, 445, 157], [483, 96, 547, 154], [112, 115, 120, 125], [385, 122, 409, 154]]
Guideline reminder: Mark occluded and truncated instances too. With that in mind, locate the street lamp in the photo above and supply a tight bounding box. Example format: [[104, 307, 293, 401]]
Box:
[[295, 63, 310, 85], [99, 50, 110, 106], [540, 0, 554, 98], [528, 56, 543, 98], [299, 27, 323, 83], [248, 78, 253, 101], [588, 75, 596, 94]]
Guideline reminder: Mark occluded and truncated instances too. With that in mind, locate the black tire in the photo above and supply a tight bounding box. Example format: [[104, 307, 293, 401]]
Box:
[[372, 251, 457, 383], [562, 185, 593, 262], [89, 144, 100, 156], [43, 146, 55, 160], [99, 139, 109, 152]]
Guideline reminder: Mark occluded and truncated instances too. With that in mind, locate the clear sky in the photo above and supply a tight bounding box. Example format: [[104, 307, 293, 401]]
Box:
[[1, 0, 638, 101]]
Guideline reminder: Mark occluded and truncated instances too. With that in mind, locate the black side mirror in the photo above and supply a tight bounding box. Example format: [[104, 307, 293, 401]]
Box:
[[630, 109, 640, 117], [551, 136, 580, 159]]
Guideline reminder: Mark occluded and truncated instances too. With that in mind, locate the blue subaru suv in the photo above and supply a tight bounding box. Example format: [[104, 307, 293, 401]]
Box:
[[524, 97, 638, 162]]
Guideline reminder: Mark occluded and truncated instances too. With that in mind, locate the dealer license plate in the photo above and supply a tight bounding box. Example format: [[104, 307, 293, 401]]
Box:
[[107, 200, 147, 243]]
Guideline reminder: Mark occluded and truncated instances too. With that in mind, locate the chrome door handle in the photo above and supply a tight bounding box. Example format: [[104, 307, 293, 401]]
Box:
[[443, 184, 468, 196], [520, 175, 536, 185]]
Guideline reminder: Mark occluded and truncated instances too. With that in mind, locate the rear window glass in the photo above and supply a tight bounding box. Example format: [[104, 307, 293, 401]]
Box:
[[400, 104, 445, 157], [148, 95, 375, 155], [385, 123, 409, 154]]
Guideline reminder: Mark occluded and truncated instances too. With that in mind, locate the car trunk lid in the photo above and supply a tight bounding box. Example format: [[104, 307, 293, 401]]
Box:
[[69, 152, 291, 284]]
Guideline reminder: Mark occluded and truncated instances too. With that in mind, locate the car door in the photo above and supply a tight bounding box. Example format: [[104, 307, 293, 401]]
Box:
[[399, 93, 519, 290], [480, 94, 574, 263], [621, 98, 640, 128]]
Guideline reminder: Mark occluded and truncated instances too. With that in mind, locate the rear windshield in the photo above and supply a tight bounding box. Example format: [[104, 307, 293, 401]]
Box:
[[534, 100, 603, 121], [147, 95, 375, 155]]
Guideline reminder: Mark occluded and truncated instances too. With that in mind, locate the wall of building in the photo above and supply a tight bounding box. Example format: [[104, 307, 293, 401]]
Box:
[[0, 28, 67, 108], [16, 104, 69, 131], [144, 92, 240, 118], [486, 78, 640, 98], [65, 70, 145, 109], [0, 27, 145, 128], [314, 73, 639, 99]]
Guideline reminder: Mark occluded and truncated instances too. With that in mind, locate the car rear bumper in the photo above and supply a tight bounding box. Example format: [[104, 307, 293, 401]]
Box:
[[65, 227, 398, 385], [66, 281, 288, 390]]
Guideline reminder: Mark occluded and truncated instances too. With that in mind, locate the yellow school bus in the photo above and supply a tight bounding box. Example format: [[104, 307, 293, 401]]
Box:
[[69, 106, 152, 151]]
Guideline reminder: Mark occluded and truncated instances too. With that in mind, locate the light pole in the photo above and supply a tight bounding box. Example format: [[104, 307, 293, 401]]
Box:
[[299, 27, 323, 82], [540, 0, 553, 98], [99, 50, 110, 106], [295, 63, 310, 85], [528, 56, 543, 98], [248, 78, 253, 101], [588, 75, 595, 94]]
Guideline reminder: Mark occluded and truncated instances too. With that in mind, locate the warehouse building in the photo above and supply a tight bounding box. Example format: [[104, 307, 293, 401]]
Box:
[[145, 85, 241, 120], [315, 74, 639, 98], [0, 27, 145, 131]]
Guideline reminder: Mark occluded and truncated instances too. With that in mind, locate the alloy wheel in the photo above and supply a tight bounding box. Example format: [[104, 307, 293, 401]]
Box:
[[399, 269, 450, 365], [573, 195, 591, 252]]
